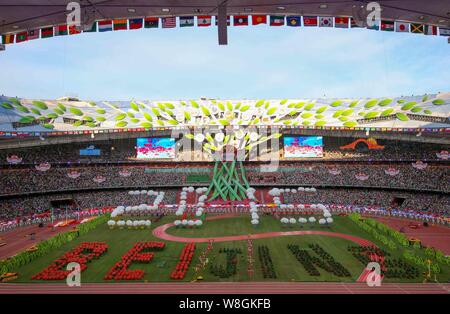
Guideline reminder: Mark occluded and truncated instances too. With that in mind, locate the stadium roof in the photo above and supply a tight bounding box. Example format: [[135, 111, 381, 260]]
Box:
[[0, 93, 449, 134], [1, 1, 449, 36]]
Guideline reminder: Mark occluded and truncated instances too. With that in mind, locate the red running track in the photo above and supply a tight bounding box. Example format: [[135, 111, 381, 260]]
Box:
[[0, 282, 448, 294], [152, 215, 375, 246]]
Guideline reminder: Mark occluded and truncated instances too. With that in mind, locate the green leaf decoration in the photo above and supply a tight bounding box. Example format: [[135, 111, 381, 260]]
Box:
[[111, 104, 119, 109], [218, 119, 230, 126], [302, 120, 311, 126], [365, 111, 379, 119], [226, 101, 233, 111], [184, 111, 191, 121], [295, 102, 305, 109], [151, 108, 160, 117], [30, 108, 41, 115], [255, 100, 265, 107], [96, 116, 106, 122], [339, 116, 349, 122], [116, 121, 128, 127], [69, 107, 83, 116], [381, 108, 394, 116], [130, 101, 140, 112], [127, 112, 135, 118], [141, 122, 152, 128], [180, 101, 187, 106], [217, 102, 225, 111], [396, 113, 409, 121], [83, 116, 93, 122], [73, 120, 83, 127], [19, 116, 35, 124], [289, 110, 297, 116], [422, 95, 429, 102], [315, 120, 326, 126], [358, 111, 366, 116], [273, 117, 281, 123], [342, 109, 354, 116], [47, 113, 58, 119], [130, 118, 140, 123], [349, 100, 359, 108], [235, 102, 241, 110], [205, 133, 214, 143], [167, 119, 178, 125], [89, 102, 96, 107], [252, 117, 260, 125], [378, 99, 392, 106], [264, 101, 270, 109], [315, 114, 325, 119], [38, 116, 47, 121], [53, 108, 64, 115], [332, 110, 343, 118], [411, 106, 423, 113], [280, 99, 288, 105], [201, 106, 211, 116], [57, 103, 67, 112], [16, 106, 30, 113], [32, 101, 48, 110], [165, 102, 174, 109], [432, 99, 445, 105], [1, 103, 13, 109], [9, 98, 21, 106], [86, 122, 97, 127], [344, 121, 358, 128], [401, 102, 416, 110], [115, 113, 127, 121], [190, 100, 200, 108], [397, 99, 406, 104], [301, 112, 313, 119], [283, 120, 292, 125], [157, 103, 165, 111], [423, 109, 432, 115], [141, 112, 152, 122], [184, 133, 194, 139], [42, 123, 54, 129], [304, 103, 315, 110], [223, 135, 230, 144], [156, 119, 164, 126], [273, 133, 283, 139], [316, 106, 328, 114], [364, 99, 378, 109], [240, 105, 250, 112], [330, 100, 343, 107], [266, 107, 277, 115], [96, 108, 106, 114]]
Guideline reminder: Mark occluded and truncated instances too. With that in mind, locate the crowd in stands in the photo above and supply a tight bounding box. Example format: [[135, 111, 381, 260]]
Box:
[[0, 162, 448, 195]]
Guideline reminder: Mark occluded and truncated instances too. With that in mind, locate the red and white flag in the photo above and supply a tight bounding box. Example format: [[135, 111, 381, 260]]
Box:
[[162, 17, 176, 28], [198, 16, 212, 27], [395, 21, 410, 32], [424, 25, 438, 35]]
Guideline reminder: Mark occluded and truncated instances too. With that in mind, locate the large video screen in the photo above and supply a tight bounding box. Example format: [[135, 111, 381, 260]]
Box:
[[136, 138, 176, 159], [283, 136, 323, 158]]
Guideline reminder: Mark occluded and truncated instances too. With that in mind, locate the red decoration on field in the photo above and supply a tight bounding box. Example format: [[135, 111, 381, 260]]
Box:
[[32, 242, 108, 280], [104, 241, 165, 281], [170, 243, 196, 280]]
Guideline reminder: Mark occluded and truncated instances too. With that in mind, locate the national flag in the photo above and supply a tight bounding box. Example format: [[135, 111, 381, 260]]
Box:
[[252, 15, 267, 25], [395, 21, 409, 32], [319, 16, 333, 27], [162, 17, 176, 28], [303, 16, 318, 27], [129, 18, 143, 30], [83, 22, 97, 32], [350, 17, 364, 28], [113, 19, 128, 31], [411, 23, 424, 34], [180, 16, 194, 27], [439, 27, 450, 36], [334, 17, 349, 28], [234, 15, 248, 26], [366, 20, 380, 30], [214, 16, 230, 26], [41, 27, 54, 38], [381, 20, 394, 31], [198, 16, 212, 27], [424, 25, 437, 36], [15, 32, 28, 43], [68, 25, 81, 35], [287, 16, 301, 27], [269, 16, 284, 26], [55, 25, 68, 36], [2, 34, 14, 44], [27, 29, 40, 40], [144, 17, 159, 28], [98, 20, 113, 32]]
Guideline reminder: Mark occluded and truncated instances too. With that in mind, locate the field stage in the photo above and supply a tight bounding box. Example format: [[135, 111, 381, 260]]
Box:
[[8, 214, 450, 284]]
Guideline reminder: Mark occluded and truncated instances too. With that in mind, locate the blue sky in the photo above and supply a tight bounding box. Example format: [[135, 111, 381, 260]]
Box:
[[1, 25, 449, 101]]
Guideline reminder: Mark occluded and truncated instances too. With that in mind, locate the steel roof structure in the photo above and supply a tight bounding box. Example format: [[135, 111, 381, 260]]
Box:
[[1, 1, 449, 39]]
